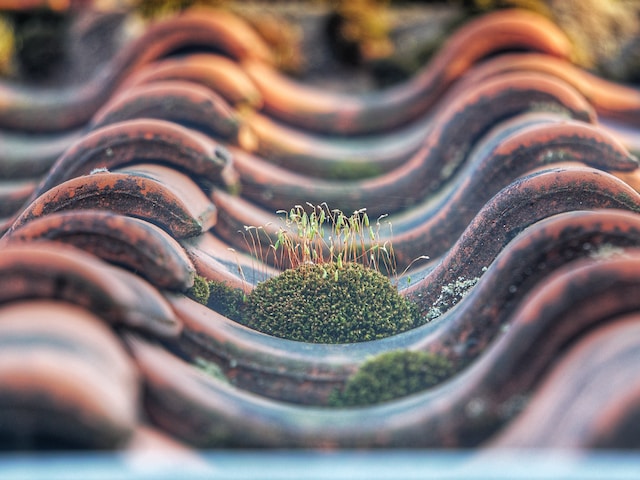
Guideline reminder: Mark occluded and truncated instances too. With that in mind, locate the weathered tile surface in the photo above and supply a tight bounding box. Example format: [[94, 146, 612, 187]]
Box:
[[0, 2, 639, 455]]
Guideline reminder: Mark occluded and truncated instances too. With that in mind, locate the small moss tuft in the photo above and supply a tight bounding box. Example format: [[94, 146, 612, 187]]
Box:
[[187, 275, 211, 305], [186, 276, 246, 321], [327, 161, 383, 180], [329, 350, 453, 407], [241, 262, 417, 344], [207, 280, 245, 322], [194, 357, 229, 383]]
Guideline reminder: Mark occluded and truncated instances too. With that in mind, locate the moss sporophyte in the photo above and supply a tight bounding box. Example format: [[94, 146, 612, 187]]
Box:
[[241, 203, 402, 274], [187, 204, 427, 343], [241, 204, 421, 343], [186, 204, 483, 344]]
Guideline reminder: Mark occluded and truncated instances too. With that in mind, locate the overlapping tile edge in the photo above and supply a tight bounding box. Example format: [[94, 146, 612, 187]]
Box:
[[0, 3, 639, 453]]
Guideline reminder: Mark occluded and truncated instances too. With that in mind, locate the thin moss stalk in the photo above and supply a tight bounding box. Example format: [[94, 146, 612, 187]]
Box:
[[242, 203, 400, 279], [232, 205, 431, 344]]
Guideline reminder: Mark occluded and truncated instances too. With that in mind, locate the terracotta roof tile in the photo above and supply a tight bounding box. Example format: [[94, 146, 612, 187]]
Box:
[[0, 299, 139, 449], [1, 3, 640, 457], [0, 242, 180, 336], [3, 209, 195, 290], [9, 166, 217, 238]]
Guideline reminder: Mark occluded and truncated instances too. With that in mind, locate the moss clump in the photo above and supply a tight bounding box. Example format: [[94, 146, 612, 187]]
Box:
[[187, 275, 210, 305], [187, 275, 245, 321], [207, 280, 245, 322], [242, 262, 417, 344], [194, 357, 229, 383], [329, 350, 453, 407]]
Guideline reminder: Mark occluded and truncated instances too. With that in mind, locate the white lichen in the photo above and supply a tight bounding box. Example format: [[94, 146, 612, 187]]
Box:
[[425, 275, 480, 321]]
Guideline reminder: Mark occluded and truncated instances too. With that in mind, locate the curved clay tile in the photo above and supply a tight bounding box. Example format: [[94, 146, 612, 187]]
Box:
[[171, 209, 640, 404], [237, 71, 595, 182], [613, 169, 640, 194], [129, 251, 640, 448], [10, 165, 218, 239], [0, 117, 238, 193], [231, 110, 555, 208], [2, 209, 195, 291], [181, 232, 277, 291], [115, 53, 263, 110], [486, 313, 640, 449], [601, 120, 640, 158], [211, 166, 640, 270], [0, 300, 139, 449], [0, 7, 273, 133], [0, 179, 37, 219], [242, 8, 572, 135], [89, 80, 241, 141], [0, 242, 180, 337], [25, 118, 236, 207], [0, 129, 82, 181], [451, 52, 640, 128], [236, 108, 429, 181], [404, 207, 640, 312], [233, 116, 637, 217]]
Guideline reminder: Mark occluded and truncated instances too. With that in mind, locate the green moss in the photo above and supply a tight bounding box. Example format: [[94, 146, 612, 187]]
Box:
[[186, 276, 246, 321], [329, 350, 453, 407], [206, 280, 245, 322], [187, 275, 211, 305], [616, 191, 634, 207], [241, 262, 418, 344], [194, 357, 229, 383], [327, 161, 383, 180]]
